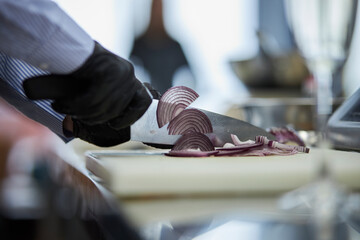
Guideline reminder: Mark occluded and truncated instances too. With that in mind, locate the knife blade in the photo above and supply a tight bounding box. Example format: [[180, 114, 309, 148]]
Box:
[[130, 99, 275, 147]]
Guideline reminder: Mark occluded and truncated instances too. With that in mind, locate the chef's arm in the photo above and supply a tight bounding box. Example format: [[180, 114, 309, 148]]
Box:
[[1, 0, 152, 146], [0, 0, 94, 141], [0, 0, 94, 74]]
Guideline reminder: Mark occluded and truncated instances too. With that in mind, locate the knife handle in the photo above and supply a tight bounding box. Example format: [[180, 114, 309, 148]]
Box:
[[143, 82, 161, 100]]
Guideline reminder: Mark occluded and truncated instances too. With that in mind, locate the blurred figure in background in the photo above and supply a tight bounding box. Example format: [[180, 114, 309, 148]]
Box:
[[130, 0, 195, 94]]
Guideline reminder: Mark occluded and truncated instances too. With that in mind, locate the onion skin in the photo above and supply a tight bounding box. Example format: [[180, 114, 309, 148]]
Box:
[[156, 86, 199, 128], [167, 108, 213, 135]]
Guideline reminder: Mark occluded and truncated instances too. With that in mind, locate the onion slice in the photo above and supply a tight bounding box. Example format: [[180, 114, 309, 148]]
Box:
[[231, 134, 255, 146], [216, 142, 263, 151], [240, 146, 298, 156], [167, 132, 217, 157], [268, 126, 306, 146], [156, 86, 199, 128], [167, 108, 213, 135], [171, 132, 215, 151], [165, 150, 218, 157], [256, 136, 310, 153], [215, 148, 248, 156]]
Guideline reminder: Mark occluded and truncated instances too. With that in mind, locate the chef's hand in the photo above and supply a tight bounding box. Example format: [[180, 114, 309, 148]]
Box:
[[62, 115, 131, 147], [23, 41, 152, 146]]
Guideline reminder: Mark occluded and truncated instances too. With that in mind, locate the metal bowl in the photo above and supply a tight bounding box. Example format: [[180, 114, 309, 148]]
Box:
[[226, 98, 344, 132], [229, 51, 310, 89]]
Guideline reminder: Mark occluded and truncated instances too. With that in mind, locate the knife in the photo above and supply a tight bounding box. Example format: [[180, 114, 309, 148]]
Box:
[[131, 99, 275, 148], [23, 76, 274, 148]]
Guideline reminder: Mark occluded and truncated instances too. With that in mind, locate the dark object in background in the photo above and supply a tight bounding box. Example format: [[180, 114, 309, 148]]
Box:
[[229, 43, 309, 90], [230, 0, 309, 90], [131, 37, 189, 94], [130, 0, 193, 94], [328, 87, 360, 151], [230, 0, 343, 96]]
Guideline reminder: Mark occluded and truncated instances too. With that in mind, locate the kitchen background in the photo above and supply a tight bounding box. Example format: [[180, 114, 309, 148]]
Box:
[[54, 0, 360, 113]]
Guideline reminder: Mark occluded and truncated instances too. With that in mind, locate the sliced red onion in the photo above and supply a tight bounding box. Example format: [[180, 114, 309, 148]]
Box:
[[167, 108, 213, 135], [167, 132, 217, 157], [216, 134, 263, 151], [268, 140, 310, 153], [268, 126, 306, 146], [216, 142, 263, 151], [256, 135, 310, 153], [215, 148, 248, 156], [217, 144, 297, 157], [166, 150, 219, 157], [222, 143, 236, 148], [231, 134, 255, 146], [171, 132, 215, 151], [156, 86, 199, 128], [240, 146, 298, 156], [207, 133, 224, 147]]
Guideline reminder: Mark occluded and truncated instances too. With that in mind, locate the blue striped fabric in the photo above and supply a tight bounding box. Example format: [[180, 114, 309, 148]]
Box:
[[0, 0, 94, 74], [0, 0, 98, 142], [0, 53, 72, 142]]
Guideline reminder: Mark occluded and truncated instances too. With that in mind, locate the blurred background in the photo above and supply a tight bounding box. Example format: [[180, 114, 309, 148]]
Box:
[[2, 1, 360, 239], [54, 0, 360, 114]]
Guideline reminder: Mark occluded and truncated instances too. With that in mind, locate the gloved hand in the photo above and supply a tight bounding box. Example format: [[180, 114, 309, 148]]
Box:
[[64, 83, 160, 147], [23, 41, 152, 146]]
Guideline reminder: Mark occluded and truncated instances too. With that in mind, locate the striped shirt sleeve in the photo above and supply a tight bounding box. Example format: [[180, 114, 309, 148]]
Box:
[[0, 53, 72, 142], [0, 0, 94, 74]]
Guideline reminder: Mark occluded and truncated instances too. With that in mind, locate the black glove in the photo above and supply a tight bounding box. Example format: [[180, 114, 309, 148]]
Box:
[[66, 83, 160, 147], [23, 41, 152, 146], [70, 120, 131, 147]]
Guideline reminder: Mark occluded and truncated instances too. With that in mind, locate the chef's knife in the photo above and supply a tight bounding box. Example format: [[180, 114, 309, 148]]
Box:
[[23, 76, 275, 148], [131, 99, 275, 147]]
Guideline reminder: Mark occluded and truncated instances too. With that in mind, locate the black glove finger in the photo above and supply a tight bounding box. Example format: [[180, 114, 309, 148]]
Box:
[[23, 74, 84, 100], [52, 93, 119, 124], [108, 83, 152, 130], [53, 78, 137, 125], [72, 119, 131, 147], [55, 59, 138, 125]]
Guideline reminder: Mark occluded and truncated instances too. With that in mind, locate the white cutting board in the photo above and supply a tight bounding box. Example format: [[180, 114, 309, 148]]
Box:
[[85, 148, 360, 198]]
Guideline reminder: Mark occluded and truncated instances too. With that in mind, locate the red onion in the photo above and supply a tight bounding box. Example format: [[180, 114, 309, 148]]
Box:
[[171, 132, 215, 151], [216, 142, 263, 151], [256, 136, 310, 153], [167, 132, 217, 157], [240, 146, 298, 156], [231, 134, 252, 146], [268, 126, 306, 146], [167, 108, 213, 135], [215, 148, 248, 156], [166, 150, 219, 157], [216, 134, 263, 151], [156, 86, 199, 128], [213, 134, 309, 157]]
